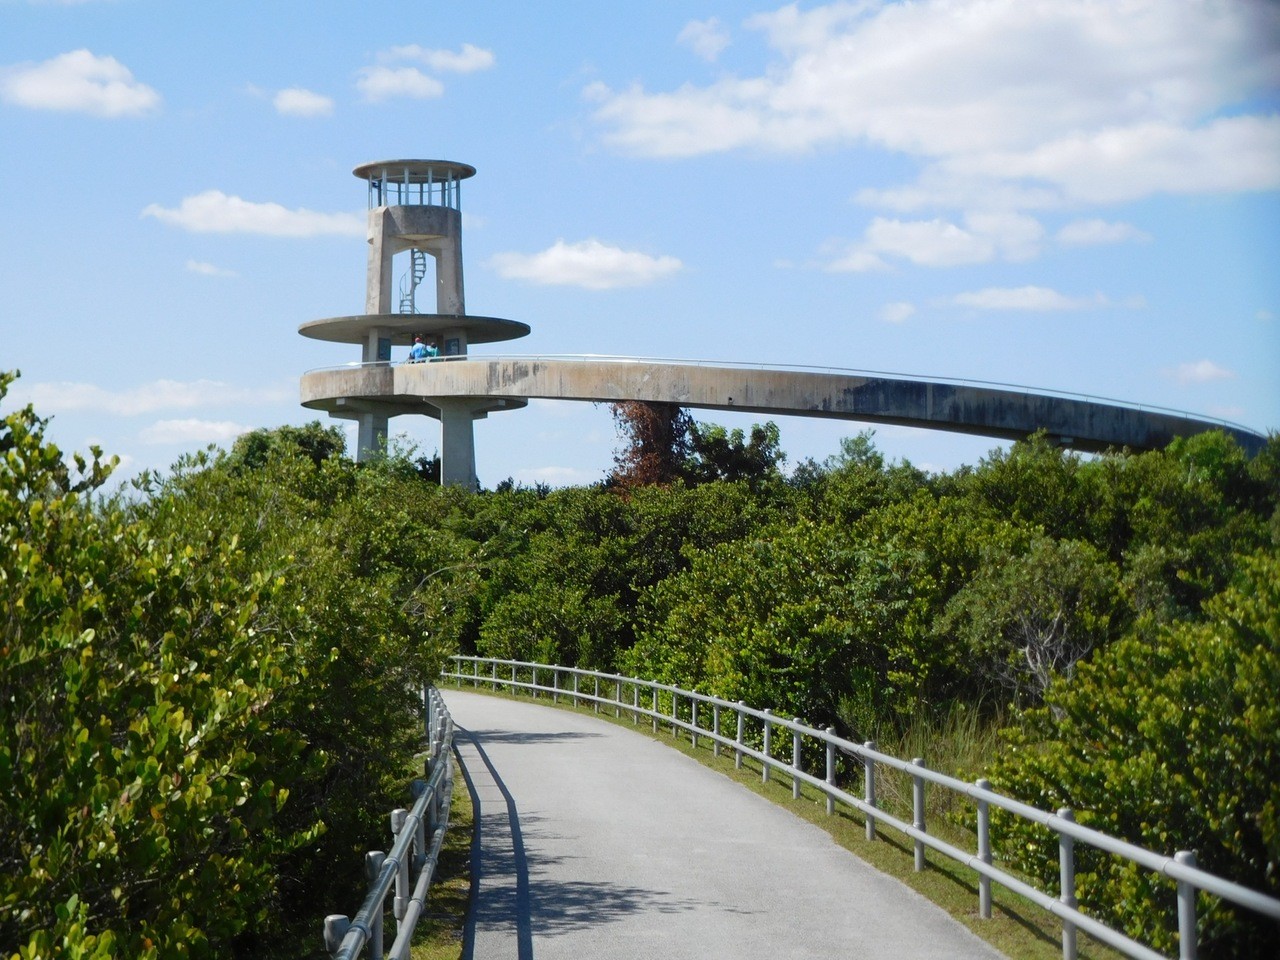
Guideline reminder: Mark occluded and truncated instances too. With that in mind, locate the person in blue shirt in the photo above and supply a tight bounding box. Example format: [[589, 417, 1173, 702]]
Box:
[[407, 336, 431, 362]]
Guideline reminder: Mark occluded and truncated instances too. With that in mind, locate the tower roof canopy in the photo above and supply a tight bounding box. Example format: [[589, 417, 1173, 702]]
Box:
[[353, 160, 476, 183]]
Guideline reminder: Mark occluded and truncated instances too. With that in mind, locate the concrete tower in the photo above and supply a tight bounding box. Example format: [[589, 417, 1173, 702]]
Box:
[[300, 159, 529, 487]]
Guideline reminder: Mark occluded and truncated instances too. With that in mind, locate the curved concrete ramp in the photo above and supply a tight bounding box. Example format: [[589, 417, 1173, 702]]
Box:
[[445, 689, 1008, 960], [302, 357, 1264, 455]]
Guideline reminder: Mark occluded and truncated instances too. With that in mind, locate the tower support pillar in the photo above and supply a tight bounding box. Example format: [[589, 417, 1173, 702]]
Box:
[[357, 412, 388, 460], [436, 399, 481, 489]]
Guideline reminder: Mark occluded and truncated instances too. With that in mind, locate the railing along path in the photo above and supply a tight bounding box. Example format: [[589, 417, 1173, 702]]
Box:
[[323, 686, 456, 960], [445, 655, 1280, 960]]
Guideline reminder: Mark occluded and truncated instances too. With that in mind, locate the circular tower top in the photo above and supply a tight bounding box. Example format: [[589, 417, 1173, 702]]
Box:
[[353, 159, 476, 209], [353, 159, 476, 182]]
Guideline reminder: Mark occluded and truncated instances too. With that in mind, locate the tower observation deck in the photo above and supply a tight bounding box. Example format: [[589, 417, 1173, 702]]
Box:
[[300, 159, 1266, 486], [299, 160, 529, 487]]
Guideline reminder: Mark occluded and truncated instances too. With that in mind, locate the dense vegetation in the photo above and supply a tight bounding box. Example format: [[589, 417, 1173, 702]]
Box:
[[1, 376, 452, 957], [3, 373, 1276, 957]]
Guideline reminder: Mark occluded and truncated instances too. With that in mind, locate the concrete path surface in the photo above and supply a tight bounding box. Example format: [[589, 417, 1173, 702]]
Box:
[[444, 689, 1008, 960]]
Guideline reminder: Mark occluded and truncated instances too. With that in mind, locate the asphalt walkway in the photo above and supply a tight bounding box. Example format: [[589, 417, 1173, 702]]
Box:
[[444, 689, 1008, 960]]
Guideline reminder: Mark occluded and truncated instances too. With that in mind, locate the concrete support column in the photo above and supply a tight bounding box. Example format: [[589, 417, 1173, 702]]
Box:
[[366, 210, 395, 314], [436, 399, 479, 489], [434, 239, 465, 315], [357, 411, 387, 461], [440, 325, 468, 357], [363, 326, 389, 364]]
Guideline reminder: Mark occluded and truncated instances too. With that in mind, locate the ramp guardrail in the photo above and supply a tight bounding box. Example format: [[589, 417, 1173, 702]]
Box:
[[445, 655, 1280, 960]]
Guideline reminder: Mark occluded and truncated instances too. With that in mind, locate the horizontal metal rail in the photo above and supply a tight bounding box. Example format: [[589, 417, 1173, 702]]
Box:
[[446, 655, 1280, 960], [323, 686, 456, 960]]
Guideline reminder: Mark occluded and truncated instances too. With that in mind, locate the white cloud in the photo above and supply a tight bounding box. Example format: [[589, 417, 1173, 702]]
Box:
[[142, 190, 363, 237], [381, 43, 495, 74], [1056, 219, 1151, 246], [489, 239, 682, 290], [587, 0, 1280, 207], [879, 301, 915, 323], [514, 465, 599, 487], [356, 66, 443, 102], [678, 18, 731, 62], [185, 259, 237, 277], [139, 419, 254, 445], [0, 49, 160, 117], [1170, 360, 1236, 385], [825, 248, 888, 273], [16, 379, 288, 416], [943, 116, 1280, 205], [873, 219, 993, 266], [829, 212, 1044, 271], [951, 286, 1093, 311], [273, 87, 333, 117]]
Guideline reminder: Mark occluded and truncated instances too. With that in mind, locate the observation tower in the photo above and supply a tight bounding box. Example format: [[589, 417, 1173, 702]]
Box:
[[299, 160, 529, 487], [300, 159, 1266, 486]]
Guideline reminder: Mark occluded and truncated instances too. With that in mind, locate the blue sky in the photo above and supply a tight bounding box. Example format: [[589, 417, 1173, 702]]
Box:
[[2, 0, 1278, 487]]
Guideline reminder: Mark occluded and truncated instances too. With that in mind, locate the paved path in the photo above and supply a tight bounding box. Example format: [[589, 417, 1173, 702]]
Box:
[[444, 689, 1008, 960]]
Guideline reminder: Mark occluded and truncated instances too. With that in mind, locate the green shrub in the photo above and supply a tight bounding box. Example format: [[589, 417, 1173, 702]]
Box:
[[0, 375, 317, 957], [987, 551, 1280, 958]]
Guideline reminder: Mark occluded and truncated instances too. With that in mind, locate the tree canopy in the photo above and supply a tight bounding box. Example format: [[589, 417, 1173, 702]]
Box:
[[3, 371, 1275, 957]]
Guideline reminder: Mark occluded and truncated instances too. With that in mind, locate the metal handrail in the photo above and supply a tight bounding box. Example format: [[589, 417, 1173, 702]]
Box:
[[445, 655, 1280, 960], [323, 686, 456, 960], [302, 354, 1264, 435]]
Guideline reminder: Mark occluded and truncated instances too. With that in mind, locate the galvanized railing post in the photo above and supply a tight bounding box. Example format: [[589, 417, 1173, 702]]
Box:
[[614, 680, 621, 718], [1059, 807, 1077, 960], [691, 699, 699, 749], [1175, 850, 1198, 960], [391, 809, 409, 927], [976, 778, 992, 919], [912, 758, 926, 871], [411, 780, 427, 870], [366, 850, 385, 959], [531, 666, 538, 697], [735, 703, 745, 769], [713, 705, 722, 757], [825, 728, 836, 815], [671, 690, 679, 738], [792, 721, 803, 800], [425, 687, 433, 749], [594, 676, 600, 713], [864, 741, 877, 841], [424, 776, 437, 840], [762, 709, 773, 784], [491, 660, 497, 686], [553, 668, 560, 704], [632, 683, 639, 724], [652, 687, 659, 733], [472, 658, 479, 688], [324, 915, 350, 956]]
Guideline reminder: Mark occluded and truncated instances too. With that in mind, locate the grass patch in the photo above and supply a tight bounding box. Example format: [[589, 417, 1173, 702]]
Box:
[[448, 681, 1127, 960]]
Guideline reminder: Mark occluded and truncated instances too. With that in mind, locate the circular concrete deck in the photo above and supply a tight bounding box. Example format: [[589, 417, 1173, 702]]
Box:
[[300, 314, 530, 346]]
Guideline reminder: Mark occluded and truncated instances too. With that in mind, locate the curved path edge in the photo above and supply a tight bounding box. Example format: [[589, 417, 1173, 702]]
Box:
[[446, 689, 1010, 960]]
